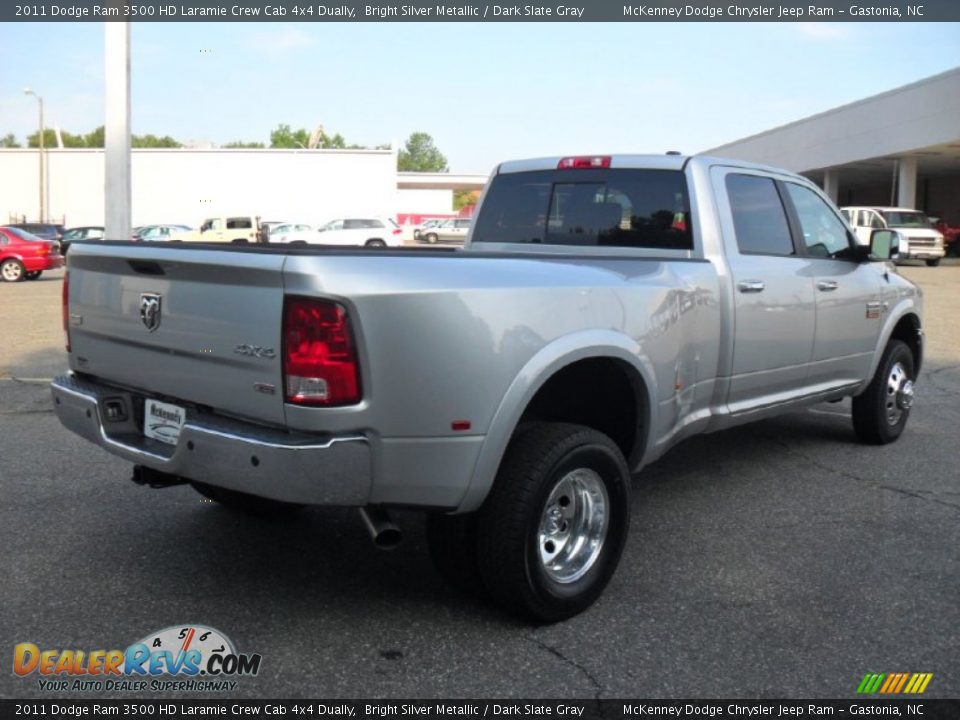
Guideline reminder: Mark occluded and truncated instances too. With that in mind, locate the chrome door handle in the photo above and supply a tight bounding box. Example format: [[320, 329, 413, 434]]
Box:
[[737, 280, 765, 293], [817, 280, 839, 291]]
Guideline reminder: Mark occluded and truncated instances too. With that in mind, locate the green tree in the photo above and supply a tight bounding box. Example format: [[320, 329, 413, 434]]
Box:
[[132, 134, 181, 148], [270, 124, 311, 149], [323, 132, 347, 149], [0, 133, 20, 148], [27, 128, 86, 148], [397, 132, 448, 172], [83, 126, 105, 147], [223, 140, 266, 148], [453, 189, 479, 211]]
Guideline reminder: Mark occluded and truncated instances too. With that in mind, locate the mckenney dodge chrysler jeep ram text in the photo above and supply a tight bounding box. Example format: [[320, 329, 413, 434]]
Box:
[[53, 154, 923, 621]]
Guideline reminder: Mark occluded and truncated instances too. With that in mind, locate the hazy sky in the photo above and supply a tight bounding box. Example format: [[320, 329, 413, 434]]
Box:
[[2, 21, 958, 173]]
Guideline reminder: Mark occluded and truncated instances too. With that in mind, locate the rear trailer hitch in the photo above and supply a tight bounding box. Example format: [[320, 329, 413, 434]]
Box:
[[130, 465, 188, 489]]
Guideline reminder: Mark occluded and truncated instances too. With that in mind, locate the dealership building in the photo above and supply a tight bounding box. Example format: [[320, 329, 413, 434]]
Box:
[[2, 67, 958, 229], [708, 67, 960, 224]]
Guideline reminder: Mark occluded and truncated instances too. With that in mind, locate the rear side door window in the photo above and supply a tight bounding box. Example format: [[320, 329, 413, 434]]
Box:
[[725, 174, 795, 256]]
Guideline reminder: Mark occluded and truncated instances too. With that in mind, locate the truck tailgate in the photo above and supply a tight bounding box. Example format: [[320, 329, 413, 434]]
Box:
[[66, 244, 287, 426]]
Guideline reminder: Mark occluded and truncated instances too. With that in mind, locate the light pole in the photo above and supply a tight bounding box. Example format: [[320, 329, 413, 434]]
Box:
[[24, 88, 44, 223]]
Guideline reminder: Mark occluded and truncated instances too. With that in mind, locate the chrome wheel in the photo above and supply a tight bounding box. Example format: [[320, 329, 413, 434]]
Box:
[[885, 361, 913, 426], [1, 260, 24, 282], [538, 468, 609, 584]]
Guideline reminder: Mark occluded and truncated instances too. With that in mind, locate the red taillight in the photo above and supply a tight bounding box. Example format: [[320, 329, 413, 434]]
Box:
[[62, 271, 71, 353], [557, 156, 611, 170], [283, 297, 361, 406]]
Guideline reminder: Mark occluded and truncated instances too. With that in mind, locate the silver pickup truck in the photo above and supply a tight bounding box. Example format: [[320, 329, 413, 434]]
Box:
[[53, 154, 923, 621]]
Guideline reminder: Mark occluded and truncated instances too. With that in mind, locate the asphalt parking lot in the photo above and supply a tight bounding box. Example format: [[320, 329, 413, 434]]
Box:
[[1, 264, 957, 700]]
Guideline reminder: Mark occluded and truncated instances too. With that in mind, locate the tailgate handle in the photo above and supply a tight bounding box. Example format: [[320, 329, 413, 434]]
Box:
[[128, 260, 166, 276]]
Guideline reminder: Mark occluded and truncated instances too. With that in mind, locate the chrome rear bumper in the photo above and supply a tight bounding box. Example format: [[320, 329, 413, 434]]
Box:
[[51, 375, 371, 506]]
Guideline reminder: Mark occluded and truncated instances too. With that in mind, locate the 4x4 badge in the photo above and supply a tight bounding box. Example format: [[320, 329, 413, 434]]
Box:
[[140, 293, 162, 332]]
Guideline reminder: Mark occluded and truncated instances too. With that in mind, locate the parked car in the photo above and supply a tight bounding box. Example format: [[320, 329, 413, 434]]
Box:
[[7, 223, 65, 244], [419, 218, 471, 244], [841, 206, 945, 266], [259, 221, 289, 243], [277, 217, 403, 248], [53, 153, 922, 621], [60, 226, 105, 255], [137, 225, 194, 242], [413, 218, 454, 241], [930, 216, 960, 256], [194, 216, 261, 244], [0, 226, 64, 281], [269, 223, 314, 241]]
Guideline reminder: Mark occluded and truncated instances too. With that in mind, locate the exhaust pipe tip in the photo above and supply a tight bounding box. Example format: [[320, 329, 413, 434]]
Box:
[[359, 507, 403, 550]]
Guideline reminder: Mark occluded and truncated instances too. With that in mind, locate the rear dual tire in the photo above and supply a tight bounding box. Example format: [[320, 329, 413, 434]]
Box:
[[428, 423, 631, 622]]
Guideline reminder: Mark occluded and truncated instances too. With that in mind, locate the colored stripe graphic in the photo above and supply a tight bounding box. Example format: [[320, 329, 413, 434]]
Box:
[[857, 674, 885, 694], [879, 674, 898, 693], [858, 672, 932, 694], [909, 673, 933, 694]]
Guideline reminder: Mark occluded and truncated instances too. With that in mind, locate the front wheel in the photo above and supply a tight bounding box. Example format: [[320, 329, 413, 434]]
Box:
[[425, 233, 439, 244], [475, 423, 631, 622], [365, 239, 386, 248], [1, 259, 25, 282], [925, 258, 941, 267], [852, 339, 915, 444], [25, 271, 43, 280]]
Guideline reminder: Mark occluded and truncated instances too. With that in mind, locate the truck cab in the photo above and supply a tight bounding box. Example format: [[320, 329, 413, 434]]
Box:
[[841, 206, 945, 266]]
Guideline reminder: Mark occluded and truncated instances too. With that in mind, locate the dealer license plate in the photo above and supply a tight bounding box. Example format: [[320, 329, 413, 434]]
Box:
[[143, 399, 186, 446]]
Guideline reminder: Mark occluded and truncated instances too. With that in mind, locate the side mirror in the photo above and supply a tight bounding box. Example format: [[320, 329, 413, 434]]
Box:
[[869, 229, 901, 261]]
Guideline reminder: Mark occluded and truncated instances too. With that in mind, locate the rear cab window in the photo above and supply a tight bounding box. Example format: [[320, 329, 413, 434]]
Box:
[[471, 168, 693, 251]]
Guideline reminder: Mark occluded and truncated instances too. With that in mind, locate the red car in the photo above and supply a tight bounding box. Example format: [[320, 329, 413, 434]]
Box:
[[0, 226, 65, 282], [933, 218, 960, 256]]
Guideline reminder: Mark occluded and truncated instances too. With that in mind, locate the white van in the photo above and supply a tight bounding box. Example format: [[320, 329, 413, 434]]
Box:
[[841, 206, 945, 267]]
